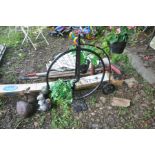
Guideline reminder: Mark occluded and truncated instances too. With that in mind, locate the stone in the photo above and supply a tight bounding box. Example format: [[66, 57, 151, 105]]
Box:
[[111, 97, 130, 107], [16, 101, 34, 118], [152, 100, 155, 105], [91, 124, 99, 129], [107, 106, 112, 110], [124, 78, 138, 88], [34, 122, 39, 128], [99, 96, 106, 104], [91, 112, 95, 116]]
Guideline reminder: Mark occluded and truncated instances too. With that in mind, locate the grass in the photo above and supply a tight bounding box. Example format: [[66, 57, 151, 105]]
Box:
[[0, 27, 23, 48], [39, 114, 46, 127], [89, 96, 97, 105], [0, 97, 6, 109], [143, 109, 155, 120], [51, 108, 78, 129], [117, 107, 129, 116]]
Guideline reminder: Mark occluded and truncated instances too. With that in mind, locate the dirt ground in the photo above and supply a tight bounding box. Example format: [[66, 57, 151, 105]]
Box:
[[0, 28, 155, 129]]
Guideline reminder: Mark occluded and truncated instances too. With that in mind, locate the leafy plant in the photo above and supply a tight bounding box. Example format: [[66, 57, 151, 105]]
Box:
[[50, 79, 76, 128], [69, 45, 105, 67], [101, 37, 110, 54], [106, 26, 136, 44], [111, 54, 128, 64], [0, 27, 23, 48], [50, 79, 73, 105]]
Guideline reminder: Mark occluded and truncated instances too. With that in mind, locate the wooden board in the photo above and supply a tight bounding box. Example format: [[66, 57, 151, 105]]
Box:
[[0, 72, 110, 96], [21, 67, 105, 80]]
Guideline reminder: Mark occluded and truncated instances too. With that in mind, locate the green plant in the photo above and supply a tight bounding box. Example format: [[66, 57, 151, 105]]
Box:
[[50, 79, 73, 105], [111, 54, 129, 64], [106, 26, 135, 44], [0, 27, 23, 48], [70, 45, 105, 67], [101, 37, 110, 54], [50, 79, 76, 128]]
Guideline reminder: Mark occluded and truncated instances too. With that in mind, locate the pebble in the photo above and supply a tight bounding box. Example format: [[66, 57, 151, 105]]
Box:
[[151, 100, 155, 105], [34, 122, 39, 128], [91, 124, 99, 129], [107, 106, 112, 110], [124, 78, 138, 88], [91, 112, 95, 116], [99, 96, 106, 104], [16, 101, 34, 118]]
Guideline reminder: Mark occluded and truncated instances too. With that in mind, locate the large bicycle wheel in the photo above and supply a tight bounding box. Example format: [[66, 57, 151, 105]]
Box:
[[46, 45, 107, 100]]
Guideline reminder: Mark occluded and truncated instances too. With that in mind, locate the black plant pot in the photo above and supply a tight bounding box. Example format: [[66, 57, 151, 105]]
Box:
[[80, 60, 90, 74], [110, 42, 127, 54]]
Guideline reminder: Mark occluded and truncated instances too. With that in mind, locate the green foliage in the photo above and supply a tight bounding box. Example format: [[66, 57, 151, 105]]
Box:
[[50, 79, 73, 105], [101, 37, 110, 54], [106, 26, 135, 44], [111, 54, 129, 64], [51, 108, 78, 129], [0, 97, 6, 109], [50, 79, 77, 128], [0, 27, 23, 48], [95, 26, 107, 36]]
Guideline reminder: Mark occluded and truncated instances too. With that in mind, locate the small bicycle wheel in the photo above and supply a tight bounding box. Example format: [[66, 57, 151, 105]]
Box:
[[46, 46, 106, 100]]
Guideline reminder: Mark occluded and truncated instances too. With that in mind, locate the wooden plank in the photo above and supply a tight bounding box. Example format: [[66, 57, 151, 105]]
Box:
[[21, 67, 105, 80], [0, 72, 110, 96]]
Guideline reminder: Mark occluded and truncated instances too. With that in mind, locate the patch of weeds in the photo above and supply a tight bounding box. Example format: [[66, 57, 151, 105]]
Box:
[[111, 54, 129, 64], [4, 73, 17, 83], [39, 114, 46, 127], [51, 107, 78, 129], [50, 79, 78, 128], [37, 64, 44, 70], [143, 109, 155, 120], [89, 96, 97, 105], [0, 97, 6, 109], [18, 51, 27, 60], [0, 27, 23, 48], [143, 83, 154, 101], [124, 121, 134, 129], [117, 107, 129, 117]]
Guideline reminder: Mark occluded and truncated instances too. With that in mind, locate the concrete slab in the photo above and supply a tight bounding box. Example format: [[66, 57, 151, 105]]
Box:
[[124, 48, 155, 85]]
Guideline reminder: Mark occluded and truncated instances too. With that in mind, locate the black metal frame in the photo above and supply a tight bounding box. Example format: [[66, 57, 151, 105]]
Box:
[[46, 35, 111, 100]]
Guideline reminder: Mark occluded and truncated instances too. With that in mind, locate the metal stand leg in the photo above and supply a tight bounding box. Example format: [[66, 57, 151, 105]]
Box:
[[36, 27, 49, 45], [21, 27, 37, 50]]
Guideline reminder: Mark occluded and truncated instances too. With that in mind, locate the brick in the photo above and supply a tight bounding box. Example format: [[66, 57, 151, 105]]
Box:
[[111, 97, 130, 107]]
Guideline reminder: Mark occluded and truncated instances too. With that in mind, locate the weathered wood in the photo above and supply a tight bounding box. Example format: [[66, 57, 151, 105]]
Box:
[[0, 72, 110, 96], [22, 67, 105, 79]]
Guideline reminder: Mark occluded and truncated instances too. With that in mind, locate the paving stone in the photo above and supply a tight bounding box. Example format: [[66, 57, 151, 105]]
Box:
[[99, 96, 106, 104], [124, 78, 138, 88], [111, 97, 130, 107], [124, 49, 155, 85]]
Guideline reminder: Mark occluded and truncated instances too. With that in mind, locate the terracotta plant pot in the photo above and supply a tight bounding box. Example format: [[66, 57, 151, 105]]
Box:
[[110, 42, 127, 54]]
